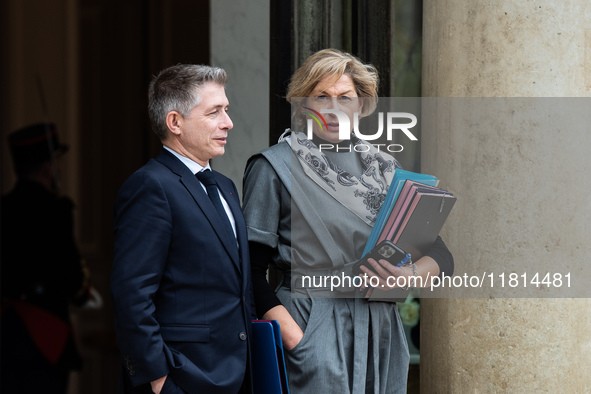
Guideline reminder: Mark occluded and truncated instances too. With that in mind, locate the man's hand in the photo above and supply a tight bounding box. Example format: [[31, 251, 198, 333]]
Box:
[[150, 375, 167, 394]]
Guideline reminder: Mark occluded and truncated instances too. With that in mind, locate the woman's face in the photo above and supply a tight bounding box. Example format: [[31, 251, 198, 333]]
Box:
[[304, 73, 362, 143]]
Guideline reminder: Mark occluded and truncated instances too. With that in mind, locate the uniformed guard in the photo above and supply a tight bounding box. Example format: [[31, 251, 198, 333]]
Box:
[[1, 123, 93, 394]]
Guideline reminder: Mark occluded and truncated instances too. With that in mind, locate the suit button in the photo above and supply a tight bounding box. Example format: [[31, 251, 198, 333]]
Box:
[[129, 369, 136, 376], [239, 331, 247, 341]]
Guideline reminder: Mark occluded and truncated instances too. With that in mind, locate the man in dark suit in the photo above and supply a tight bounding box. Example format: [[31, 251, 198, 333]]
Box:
[[111, 64, 255, 394]]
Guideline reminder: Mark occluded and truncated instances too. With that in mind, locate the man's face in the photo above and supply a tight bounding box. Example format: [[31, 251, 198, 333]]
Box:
[[177, 82, 233, 166]]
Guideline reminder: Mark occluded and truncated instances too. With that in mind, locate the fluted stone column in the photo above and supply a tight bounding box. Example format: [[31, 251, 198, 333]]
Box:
[[421, 0, 591, 392]]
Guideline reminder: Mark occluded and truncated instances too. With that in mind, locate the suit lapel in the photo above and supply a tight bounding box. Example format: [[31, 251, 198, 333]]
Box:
[[156, 149, 241, 270]]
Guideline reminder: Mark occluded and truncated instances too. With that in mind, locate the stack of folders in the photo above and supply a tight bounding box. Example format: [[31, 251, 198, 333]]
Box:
[[364, 169, 456, 260], [252, 320, 290, 394], [362, 170, 456, 302]]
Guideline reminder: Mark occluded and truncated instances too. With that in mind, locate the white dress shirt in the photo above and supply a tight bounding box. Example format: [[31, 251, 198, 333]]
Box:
[[163, 146, 237, 237]]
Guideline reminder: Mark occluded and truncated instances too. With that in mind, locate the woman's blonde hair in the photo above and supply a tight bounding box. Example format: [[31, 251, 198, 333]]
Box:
[[286, 49, 379, 130]]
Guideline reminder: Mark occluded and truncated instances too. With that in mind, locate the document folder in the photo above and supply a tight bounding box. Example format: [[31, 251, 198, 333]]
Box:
[[252, 320, 290, 394], [393, 191, 456, 260]]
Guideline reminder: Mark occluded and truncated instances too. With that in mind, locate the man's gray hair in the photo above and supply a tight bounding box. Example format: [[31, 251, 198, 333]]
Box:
[[148, 64, 228, 140]]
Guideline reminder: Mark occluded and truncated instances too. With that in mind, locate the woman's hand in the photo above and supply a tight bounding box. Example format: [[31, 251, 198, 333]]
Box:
[[358, 255, 441, 297], [262, 305, 304, 351], [358, 258, 414, 297]]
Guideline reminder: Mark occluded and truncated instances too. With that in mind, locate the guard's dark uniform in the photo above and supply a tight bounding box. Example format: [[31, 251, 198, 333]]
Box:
[[1, 123, 87, 394]]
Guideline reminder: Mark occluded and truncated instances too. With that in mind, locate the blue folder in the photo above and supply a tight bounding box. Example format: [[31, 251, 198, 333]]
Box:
[[252, 320, 290, 394]]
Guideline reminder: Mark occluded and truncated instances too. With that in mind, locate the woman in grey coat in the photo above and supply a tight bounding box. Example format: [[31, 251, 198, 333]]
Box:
[[243, 48, 453, 393]]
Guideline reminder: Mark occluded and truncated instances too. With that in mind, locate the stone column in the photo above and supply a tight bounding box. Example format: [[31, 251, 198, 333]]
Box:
[[210, 0, 270, 189], [421, 0, 591, 392]]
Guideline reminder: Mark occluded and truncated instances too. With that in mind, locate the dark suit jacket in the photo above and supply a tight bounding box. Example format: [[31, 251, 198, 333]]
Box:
[[111, 148, 255, 394]]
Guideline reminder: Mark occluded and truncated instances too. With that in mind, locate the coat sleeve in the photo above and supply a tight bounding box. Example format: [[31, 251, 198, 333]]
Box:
[[110, 170, 171, 386], [242, 155, 284, 318]]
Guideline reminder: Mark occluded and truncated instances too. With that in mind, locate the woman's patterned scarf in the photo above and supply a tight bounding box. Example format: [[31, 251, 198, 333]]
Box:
[[282, 129, 400, 226]]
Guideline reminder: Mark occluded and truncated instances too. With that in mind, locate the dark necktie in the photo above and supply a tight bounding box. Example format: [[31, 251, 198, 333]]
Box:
[[196, 169, 235, 238]]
